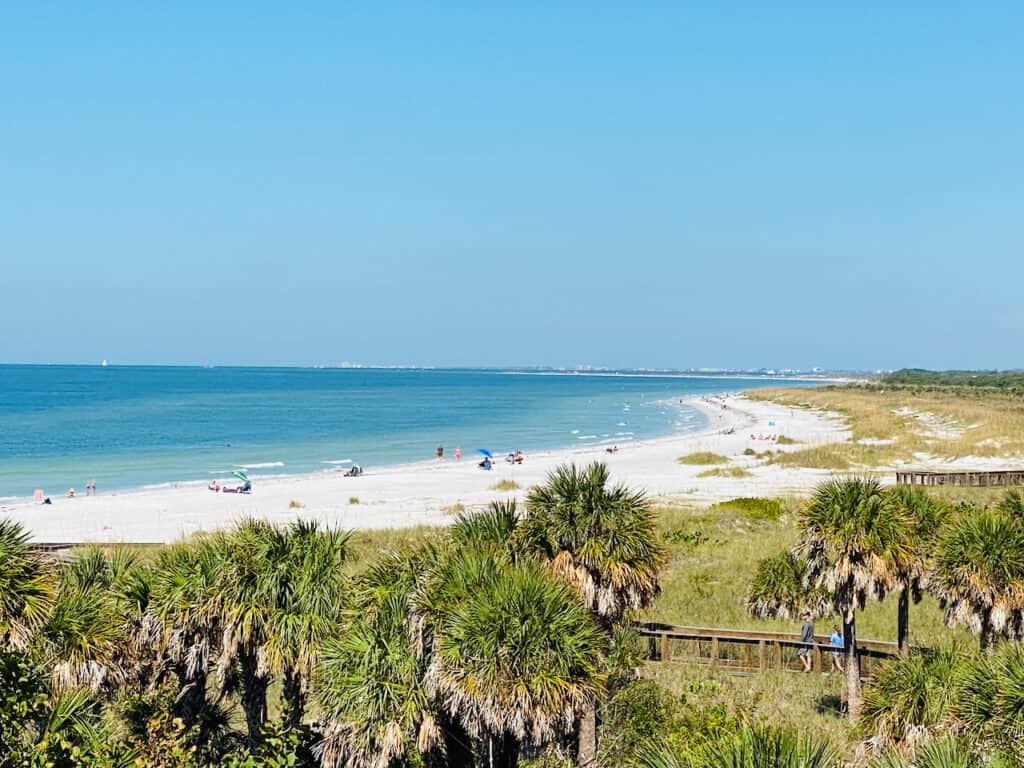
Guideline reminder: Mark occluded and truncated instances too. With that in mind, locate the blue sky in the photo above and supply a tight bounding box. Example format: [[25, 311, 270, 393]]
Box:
[[2, 3, 1021, 370]]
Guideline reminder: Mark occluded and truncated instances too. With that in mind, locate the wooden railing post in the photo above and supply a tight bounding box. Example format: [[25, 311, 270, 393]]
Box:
[[710, 637, 719, 671], [774, 642, 782, 669], [758, 639, 766, 672], [660, 634, 669, 663]]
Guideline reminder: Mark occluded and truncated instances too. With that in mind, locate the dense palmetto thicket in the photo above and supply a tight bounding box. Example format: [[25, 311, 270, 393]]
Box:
[[7, 468, 1024, 767]]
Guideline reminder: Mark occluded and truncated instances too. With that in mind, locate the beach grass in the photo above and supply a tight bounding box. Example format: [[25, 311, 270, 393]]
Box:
[[288, 499, 304, 509], [775, 434, 798, 445], [347, 496, 359, 505], [677, 451, 730, 466], [748, 385, 1024, 465], [490, 479, 520, 491], [696, 467, 753, 478], [442, 502, 467, 515]]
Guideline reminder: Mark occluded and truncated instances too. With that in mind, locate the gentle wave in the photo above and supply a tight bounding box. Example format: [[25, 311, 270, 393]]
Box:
[[238, 462, 286, 470], [321, 459, 353, 465], [576, 434, 598, 440]]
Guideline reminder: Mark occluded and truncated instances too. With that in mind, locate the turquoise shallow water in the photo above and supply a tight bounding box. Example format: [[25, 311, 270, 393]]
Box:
[[0, 366, 812, 498]]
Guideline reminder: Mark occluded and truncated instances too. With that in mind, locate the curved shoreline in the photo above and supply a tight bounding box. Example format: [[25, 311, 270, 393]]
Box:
[[0, 394, 851, 543]]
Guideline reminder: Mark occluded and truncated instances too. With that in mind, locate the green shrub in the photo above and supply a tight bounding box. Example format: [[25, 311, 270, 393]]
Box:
[[710, 497, 786, 521], [490, 479, 520, 491], [348, 496, 359, 505]]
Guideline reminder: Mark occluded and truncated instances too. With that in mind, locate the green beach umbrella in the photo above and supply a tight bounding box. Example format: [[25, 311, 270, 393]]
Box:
[[233, 469, 249, 482]]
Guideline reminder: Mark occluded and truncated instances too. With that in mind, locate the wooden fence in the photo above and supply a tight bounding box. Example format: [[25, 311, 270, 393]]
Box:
[[634, 622, 899, 676]]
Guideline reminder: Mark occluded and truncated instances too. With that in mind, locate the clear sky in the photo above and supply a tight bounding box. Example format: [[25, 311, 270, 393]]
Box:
[[2, 4, 1021, 370]]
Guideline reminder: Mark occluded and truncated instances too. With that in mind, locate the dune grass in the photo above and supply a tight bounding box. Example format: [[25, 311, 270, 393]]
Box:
[[678, 452, 730, 466], [288, 499, 304, 509], [490, 479, 520, 491], [708, 497, 787, 521], [442, 502, 467, 515], [748, 385, 1024, 464], [697, 467, 753, 478], [775, 435, 798, 445], [347, 496, 359, 505]]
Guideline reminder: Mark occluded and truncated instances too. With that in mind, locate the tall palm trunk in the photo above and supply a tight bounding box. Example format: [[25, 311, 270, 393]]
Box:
[[240, 648, 268, 751], [897, 590, 910, 656], [843, 614, 861, 721], [578, 705, 597, 767], [980, 610, 995, 651], [281, 666, 306, 728]]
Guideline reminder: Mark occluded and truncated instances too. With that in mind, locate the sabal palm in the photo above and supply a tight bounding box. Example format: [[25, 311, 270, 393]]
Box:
[[34, 549, 124, 693], [700, 725, 840, 768], [263, 519, 351, 728], [0, 519, 54, 651], [315, 550, 440, 768], [930, 506, 1024, 649], [955, 639, 1024, 762], [747, 551, 832, 621], [886, 486, 949, 655], [870, 737, 980, 768], [451, 499, 519, 554], [148, 536, 225, 728], [797, 477, 914, 720], [860, 647, 962, 749], [423, 550, 605, 768], [519, 462, 664, 624]]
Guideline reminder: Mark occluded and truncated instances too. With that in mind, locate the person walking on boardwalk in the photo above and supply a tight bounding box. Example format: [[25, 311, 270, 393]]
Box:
[[829, 625, 844, 673], [798, 611, 815, 672]]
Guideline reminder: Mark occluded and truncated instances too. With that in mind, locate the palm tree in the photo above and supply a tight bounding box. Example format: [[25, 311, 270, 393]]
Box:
[[955, 639, 1024, 762], [518, 462, 665, 766], [700, 725, 840, 768], [148, 536, 225, 729], [797, 477, 914, 721], [747, 551, 832, 621], [423, 551, 605, 768], [859, 647, 962, 750], [870, 737, 980, 768], [263, 520, 351, 728], [315, 549, 442, 768], [34, 549, 123, 693], [930, 506, 1024, 650], [451, 500, 519, 554], [886, 486, 949, 655], [0, 519, 54, 651]]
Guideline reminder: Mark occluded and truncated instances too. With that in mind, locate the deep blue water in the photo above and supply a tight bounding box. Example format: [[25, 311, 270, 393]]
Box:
[[0, 366, 813, 498]]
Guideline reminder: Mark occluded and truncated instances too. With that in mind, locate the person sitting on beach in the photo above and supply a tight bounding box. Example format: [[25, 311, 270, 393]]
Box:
[[66, 488, 75, 498], [344, 464, 362, 477], [515, 450, 524, 463], [506, 452, 516, 464], [208, 480, 220, 492], [478, 457, 492, 470]]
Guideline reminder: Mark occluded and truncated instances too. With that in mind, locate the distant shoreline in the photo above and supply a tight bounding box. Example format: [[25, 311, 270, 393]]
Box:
[[0, 394, 855, 543]]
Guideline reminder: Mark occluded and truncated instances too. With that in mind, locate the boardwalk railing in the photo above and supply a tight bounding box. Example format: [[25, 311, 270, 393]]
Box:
[[635, 622, 899, 676]]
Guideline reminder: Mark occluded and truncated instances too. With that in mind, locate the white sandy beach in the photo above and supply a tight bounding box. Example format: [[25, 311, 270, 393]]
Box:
[[0, 395, 856, 543]]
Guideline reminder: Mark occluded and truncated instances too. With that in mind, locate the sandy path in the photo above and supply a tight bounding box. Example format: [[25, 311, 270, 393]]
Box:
[[0, 395, 850, 543]]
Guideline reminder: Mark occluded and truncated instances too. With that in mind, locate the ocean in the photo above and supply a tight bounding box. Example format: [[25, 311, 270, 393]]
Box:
[[0, 366, 815, 499]]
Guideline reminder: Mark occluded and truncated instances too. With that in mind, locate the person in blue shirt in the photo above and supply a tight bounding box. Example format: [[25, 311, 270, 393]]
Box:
[[829, 625, 844, 673]]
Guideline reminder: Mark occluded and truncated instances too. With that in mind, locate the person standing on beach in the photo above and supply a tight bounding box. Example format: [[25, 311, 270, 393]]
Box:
[[798, 611, 815, 672], [454, 447, 461, 461]]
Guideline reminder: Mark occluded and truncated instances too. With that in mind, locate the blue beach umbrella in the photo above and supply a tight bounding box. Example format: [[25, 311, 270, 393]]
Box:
[[477, 448, 493, 458]]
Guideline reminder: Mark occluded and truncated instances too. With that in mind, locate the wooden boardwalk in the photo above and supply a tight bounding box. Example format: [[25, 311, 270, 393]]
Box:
[[896, 469, 1024, 487], [635, 622, 899, 676]]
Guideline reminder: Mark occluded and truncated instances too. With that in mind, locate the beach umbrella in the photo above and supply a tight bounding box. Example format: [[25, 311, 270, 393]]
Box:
[[233, 470, 249, 482], [477, 448, 493, 458]]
